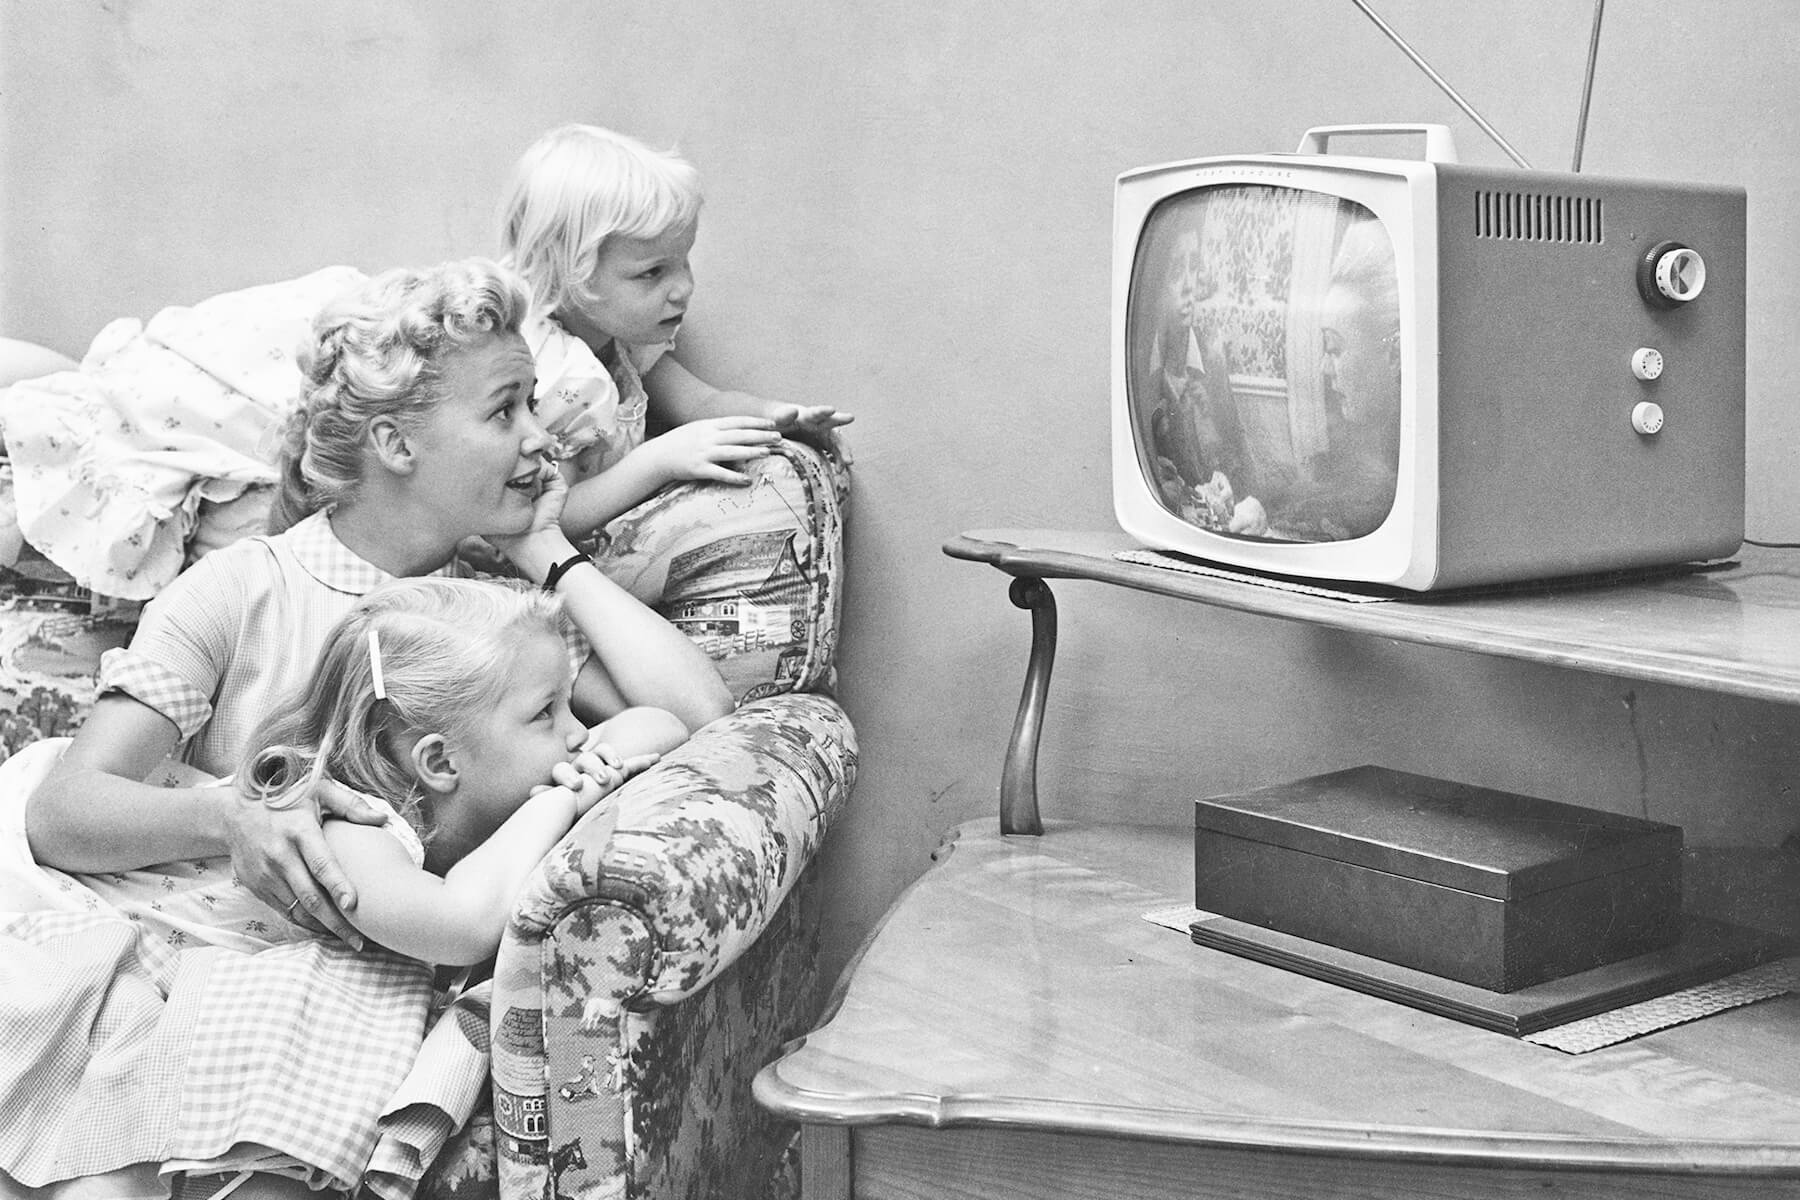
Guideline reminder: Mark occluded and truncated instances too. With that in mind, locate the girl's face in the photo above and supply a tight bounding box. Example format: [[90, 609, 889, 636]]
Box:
[[561, 219, 698, 349], [432, 628, 585, 858], [403, 330, 551, 539]]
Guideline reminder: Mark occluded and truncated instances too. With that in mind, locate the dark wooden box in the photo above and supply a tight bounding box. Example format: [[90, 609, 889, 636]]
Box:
[[1193, 766, 1684, 993]]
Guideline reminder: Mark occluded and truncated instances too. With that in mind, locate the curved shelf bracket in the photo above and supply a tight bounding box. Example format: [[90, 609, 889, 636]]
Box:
[[1000, 575, 1057, 836]]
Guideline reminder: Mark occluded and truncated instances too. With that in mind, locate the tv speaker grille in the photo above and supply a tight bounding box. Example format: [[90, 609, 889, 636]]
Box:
[[1474, 190, 1604, 243]]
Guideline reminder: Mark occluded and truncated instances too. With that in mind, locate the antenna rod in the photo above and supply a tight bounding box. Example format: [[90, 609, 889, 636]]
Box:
[[1570, 0, 1606, 171], [1349, 0, 1534, 169]]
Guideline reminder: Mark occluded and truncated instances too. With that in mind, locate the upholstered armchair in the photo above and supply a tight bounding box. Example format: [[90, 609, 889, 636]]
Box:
[[426, 442, 859, 1200], [0, 315, 858, 1200]]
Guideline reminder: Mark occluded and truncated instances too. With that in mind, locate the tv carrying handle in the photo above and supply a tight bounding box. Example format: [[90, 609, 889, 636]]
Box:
[[1297, 123, 1459, 164]]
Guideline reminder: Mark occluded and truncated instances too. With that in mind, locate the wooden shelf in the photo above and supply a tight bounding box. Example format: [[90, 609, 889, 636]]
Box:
[[944, 530, 1800, 705]]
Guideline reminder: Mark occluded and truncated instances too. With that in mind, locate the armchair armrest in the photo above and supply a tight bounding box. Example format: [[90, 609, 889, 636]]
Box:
[[486, 692, 857, 1196]]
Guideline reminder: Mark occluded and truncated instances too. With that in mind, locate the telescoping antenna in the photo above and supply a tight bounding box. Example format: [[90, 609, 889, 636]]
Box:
[[1570, 0, 1606, 171], [1351, 0, 1607, 172]]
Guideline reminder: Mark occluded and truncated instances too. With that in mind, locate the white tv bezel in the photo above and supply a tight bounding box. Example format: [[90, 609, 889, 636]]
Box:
[[1110, 153, 1443, 589]]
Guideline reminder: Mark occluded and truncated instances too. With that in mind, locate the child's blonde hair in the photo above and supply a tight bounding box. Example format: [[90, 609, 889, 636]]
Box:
[[238, 577, 573, 842], [269, 258, 532, 534], [499, 123, 704, 318]]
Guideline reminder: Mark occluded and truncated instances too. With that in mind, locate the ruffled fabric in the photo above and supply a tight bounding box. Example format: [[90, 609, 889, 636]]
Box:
[[520, 312, 666, 481], [0, 267, 366, 600]]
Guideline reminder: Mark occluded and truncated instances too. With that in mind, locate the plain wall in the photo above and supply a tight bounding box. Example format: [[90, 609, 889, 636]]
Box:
[[4, 1, 1798, 987]]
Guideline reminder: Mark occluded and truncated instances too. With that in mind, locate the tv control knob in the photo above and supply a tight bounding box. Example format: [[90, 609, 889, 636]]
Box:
[[1656, 246, 1706, 302], [1632, 401, 1665, 436], [1630, 347, 1665, 381], [1638, 240, 1707, 307]]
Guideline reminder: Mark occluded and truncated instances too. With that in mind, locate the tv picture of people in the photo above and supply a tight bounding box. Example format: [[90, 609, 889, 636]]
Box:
[[1127, 185, 1402, 544]]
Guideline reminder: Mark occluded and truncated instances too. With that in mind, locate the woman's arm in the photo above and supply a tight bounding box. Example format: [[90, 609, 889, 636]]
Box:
[[494, 477, 734, 730], [527, 538, 732, 730], [25, 694, 223, 868], [26, 693, 382, 948]]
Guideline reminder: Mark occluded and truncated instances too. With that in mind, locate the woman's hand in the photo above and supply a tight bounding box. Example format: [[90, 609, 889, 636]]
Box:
[[638, 417, 781, 488], [488, 457, 578, 582], [223, 777, 387, 948]]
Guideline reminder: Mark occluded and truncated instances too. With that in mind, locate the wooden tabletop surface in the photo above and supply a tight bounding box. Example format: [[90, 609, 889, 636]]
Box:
[[757, 820, 1800, 1175], [943, 530, 1800, 705]]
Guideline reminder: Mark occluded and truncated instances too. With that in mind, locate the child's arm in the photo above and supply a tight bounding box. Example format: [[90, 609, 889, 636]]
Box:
[[554, 416, 779, 539], [644, 356, 854, 459], [324, 766, 644, 966]]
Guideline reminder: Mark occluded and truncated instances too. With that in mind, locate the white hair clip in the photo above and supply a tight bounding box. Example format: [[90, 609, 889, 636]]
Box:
[[368, 628, 387, 700]]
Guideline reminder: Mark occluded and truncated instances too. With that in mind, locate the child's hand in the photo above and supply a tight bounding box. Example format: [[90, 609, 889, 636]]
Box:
[[768, 402, 855, 465], [639, 416, 781, 488], [547, 742, 660, 816]]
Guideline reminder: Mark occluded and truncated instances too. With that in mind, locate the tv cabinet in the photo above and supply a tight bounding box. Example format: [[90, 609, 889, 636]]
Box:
[[754, 529, 1800, 1200]]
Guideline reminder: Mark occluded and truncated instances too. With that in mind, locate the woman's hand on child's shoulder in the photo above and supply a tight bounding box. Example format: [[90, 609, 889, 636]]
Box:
[[639, 416, 781, 488], [226, 776, 388, 950]]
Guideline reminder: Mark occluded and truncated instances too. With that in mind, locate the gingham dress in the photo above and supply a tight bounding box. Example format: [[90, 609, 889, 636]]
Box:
[[100, 508, 586, 779], [0, 776, 435, 1192], [99, 508, 433, 778]]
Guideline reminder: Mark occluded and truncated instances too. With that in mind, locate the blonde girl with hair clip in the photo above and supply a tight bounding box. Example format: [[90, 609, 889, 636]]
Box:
[[239, 576, 681, 964], [498, 123, 854, 545], [1, 576, 682, 1200], [24, 257, 731, 952]]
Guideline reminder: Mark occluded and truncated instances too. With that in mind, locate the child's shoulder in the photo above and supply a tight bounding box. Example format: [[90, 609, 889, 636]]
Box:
[[322, 789, 427, 868], [525, 312, 610, 395]]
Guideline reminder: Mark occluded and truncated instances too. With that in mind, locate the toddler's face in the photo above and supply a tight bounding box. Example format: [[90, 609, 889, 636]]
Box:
[[567, 219, 698, 347]]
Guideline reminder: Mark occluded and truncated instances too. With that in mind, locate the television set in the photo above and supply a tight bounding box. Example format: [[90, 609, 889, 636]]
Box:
[[1110, 124, 1746, 591]]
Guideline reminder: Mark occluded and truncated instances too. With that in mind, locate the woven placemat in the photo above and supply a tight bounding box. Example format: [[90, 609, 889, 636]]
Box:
[[1143, 907, 1796, 1054], [1522, 957, 1800, 1053]]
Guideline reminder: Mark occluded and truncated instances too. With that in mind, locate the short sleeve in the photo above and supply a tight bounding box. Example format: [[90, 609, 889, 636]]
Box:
[[522, 312, 620, 463], [96, 548, 246, 741], [349, 789, 427, 868]]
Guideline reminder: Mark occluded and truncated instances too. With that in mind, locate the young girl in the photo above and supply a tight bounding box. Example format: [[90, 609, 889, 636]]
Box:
[[1, 576, 683, 1199], [498, 123, 854, 544], [239, 575, 684, 964]]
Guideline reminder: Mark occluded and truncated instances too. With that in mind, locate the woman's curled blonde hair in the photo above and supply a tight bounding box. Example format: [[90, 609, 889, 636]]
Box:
[[268, 257, 532, 534]]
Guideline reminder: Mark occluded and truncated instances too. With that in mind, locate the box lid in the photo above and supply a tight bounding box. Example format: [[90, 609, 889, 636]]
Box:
[[1194, 766, 1683, 900]]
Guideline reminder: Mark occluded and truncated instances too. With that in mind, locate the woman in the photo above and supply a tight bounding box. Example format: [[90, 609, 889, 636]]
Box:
[[24, 258, 733, 947]]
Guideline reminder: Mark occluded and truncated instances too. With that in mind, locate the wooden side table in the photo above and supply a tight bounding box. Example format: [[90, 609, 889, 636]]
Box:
[[754, 530, 1800, 1199]]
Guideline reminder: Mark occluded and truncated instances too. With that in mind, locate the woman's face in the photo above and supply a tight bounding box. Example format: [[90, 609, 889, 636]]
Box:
[[403, 330, 551, 539], [1319, 283, 1401, 427], [562, 219, 698, 349]]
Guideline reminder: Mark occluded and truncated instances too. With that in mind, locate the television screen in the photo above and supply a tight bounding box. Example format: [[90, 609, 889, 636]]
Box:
[[1125, 185, 1401, 546]]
